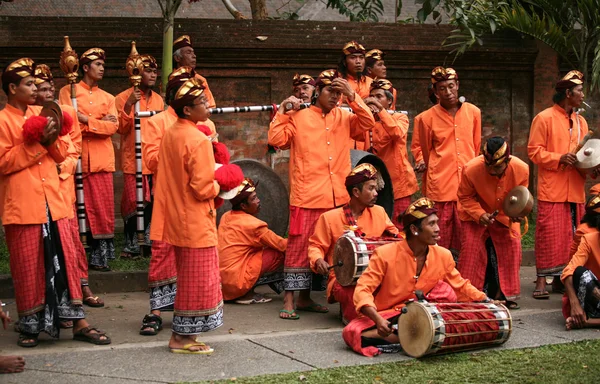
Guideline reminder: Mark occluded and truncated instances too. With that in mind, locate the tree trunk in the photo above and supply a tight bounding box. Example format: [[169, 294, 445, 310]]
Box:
[[249, 0, 268, 20], [159, 0, 182, 93], [222, 0, 247, 19]]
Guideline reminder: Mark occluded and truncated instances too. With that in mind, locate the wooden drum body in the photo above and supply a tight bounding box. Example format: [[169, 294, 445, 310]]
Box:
[[332, 231, 399, 286], [398, 301, 512, 358]]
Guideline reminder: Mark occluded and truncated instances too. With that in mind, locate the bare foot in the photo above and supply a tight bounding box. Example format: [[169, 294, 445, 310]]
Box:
[[169, 333, 212, 352], [565, 317, 574, 331], [534, 276, 547, 293], [296, 290, 328, 312], [280, 291, 297, 319], [0, 355, 25, 374]]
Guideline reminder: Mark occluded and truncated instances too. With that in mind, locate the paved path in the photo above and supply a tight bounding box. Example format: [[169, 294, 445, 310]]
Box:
[[1, 266, 599, 383]]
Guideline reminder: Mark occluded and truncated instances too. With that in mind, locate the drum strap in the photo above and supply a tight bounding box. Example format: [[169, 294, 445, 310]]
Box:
[[342, 204, 366, 238]]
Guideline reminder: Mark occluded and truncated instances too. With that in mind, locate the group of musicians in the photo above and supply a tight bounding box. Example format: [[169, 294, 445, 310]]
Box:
[[1, 35, 600, 371]]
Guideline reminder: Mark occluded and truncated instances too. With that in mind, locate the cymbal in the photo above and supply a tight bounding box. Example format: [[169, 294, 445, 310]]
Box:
[[502, 186, 533, 217], [39, 100, 63, 132], [576, 138, 600, 170]]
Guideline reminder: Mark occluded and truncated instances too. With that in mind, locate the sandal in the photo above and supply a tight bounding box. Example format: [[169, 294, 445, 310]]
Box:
[[296, 303, 329, 313], [532, 290, 550, 300], [279, 309, 300, 320], [139, 314, 163, 336], [235, 294, 272, 305], [60, 320, 74, 329], [17, 333, 39, 348], [73, 326, 111, 345], [83, 296, 105, 308], [170, 342, 214, 355], [505, 300, 520, 310]]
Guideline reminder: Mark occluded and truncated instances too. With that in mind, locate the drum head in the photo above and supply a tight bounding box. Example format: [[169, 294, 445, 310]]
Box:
[[398, 302, 435, 358], [40, 100, 63, 133], [333, 236, 358, 286], [216, 159, 289, 237]]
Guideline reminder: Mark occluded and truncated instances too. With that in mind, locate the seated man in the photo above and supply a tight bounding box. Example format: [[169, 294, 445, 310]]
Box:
[[308, 164, 398, 324], [343, 198, 488, 357], [561, 194, 600, 330], [457, 137, 529, 308], [218, 178, 287, 304], [569, 191, 600, 258]]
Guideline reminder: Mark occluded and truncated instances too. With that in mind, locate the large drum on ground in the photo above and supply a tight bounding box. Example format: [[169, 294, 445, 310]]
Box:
[[332, 231, 400, 286], [216, 159, 289, 237], [350, 150, 394, 219], [398, 301, 512, 358]]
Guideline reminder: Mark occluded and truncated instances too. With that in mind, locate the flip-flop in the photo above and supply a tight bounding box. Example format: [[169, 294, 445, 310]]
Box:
[[83, 296, 105, 308], [170, 342, 214, 355], [532, 290, 550, 300], [235, 296, 272, 305], [296, 303, 329, 313], [279, 309, 300, 320], [505, 300, 520, 310]]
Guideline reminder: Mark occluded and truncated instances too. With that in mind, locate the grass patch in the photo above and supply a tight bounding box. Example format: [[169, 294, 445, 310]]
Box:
[[193, 339, 600, 384], [0, 232, 149, 274]]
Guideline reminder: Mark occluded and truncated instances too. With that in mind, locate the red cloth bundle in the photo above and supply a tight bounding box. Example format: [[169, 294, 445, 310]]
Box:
[[215, 164, 243, 192]]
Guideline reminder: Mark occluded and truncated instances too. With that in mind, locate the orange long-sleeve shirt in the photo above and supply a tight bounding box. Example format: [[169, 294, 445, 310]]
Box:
[[569, 223, 597, 258], [354, 240, 486, 314], [58, 81, 118, 173], [561, 232, 600, 283], [418, 102, 482, 202], [150, 118, 219, 248], [368, 111, 418, 200], [308, 205, 398, 302], [458, 155, 529, 230], [410, 112, 424, 164], [268, 96, 375, 208], [528, 104, 588, 203], [115, 87, 165, 175], [58, 104, 81, 209], [345, 74, 372, 100], [0, 104, 70, 225], [218, 210, 287, 300]]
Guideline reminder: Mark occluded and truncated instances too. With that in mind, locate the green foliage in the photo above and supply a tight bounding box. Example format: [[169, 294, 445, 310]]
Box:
[[325, 0, 385, 22]]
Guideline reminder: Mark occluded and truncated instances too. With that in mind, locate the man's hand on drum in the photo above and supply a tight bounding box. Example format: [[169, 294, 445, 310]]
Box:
[[559, 153, 577, 167], [315, 258, 330, 276], [375, 316, 393, 338]]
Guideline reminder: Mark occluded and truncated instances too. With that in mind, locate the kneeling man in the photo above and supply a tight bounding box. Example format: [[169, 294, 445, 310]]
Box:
[[218, 178, 287, 304], [343, 198, 487, 356], [308, 164, 398, 324]]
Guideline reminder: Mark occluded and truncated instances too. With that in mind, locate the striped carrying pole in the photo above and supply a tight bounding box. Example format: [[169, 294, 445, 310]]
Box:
[[60, 36, 88, 247], [126, 41, 147, 247]]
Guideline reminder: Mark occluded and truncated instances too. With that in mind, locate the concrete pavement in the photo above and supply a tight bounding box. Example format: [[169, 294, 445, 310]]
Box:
[[1, 266, 600, 383]]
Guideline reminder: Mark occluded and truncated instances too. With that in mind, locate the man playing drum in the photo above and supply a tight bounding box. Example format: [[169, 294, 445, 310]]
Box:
[[562, 195, 600, 330], [308, 164, 398, 324], [363, 79, 418, 229], [457, 137, 529, 309], [417, 67, 482, 257], [218, 178, 287, 304], [342, 198, 487, 356], [269, 69, 375, 320], [528, 70, 588, 299]]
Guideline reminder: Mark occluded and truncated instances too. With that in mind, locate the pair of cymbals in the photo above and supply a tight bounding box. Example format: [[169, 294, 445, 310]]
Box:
[[576, 137, 600, 170], [39, 100, 63, 132]]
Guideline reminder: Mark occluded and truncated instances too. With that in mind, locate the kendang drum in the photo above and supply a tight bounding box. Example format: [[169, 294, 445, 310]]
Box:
[[332, 231, 400, 286], [398, 301, 512, 358]]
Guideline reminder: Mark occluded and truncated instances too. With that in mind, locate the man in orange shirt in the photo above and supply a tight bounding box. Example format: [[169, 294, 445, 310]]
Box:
[[364, 79, 418, 229], [292, 73, 316, 104], [58, 48, 119, 271], [172, 35, 216, 109], [309, 164, 398, 324], [150, 77, 242, 354], [458, 137, 529, 308], [417, 67, 482, 257], [116, 54, 164, 258], [411, 84, 438, 177], [1, 58, 110, 347], [365, 49, 396, 107], [342, 198, 487, 356], [528, 70, 588, 299], [33, 64, 104, 309], [561, 195, 600, 330], [269, 69, 375, 320], [218, 178, 287, 304]]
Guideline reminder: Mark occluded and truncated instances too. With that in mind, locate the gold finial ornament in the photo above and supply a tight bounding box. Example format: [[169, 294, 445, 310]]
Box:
[[126, 41, 144, 88], [59, 36, 79, 84]]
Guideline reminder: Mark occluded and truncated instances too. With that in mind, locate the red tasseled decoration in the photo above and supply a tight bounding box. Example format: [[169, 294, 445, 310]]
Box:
[[213, 142, 230, 165], [214, 196, 224, 209], [197, 124, 212, 136], [214, 164, 244, 191], [22, 115, 47, 143], [60, 111, 73, 136]]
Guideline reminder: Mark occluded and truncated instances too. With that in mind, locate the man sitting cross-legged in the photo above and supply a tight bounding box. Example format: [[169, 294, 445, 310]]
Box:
[[308, 164, 398, 324], [218, 178, 287, 305], [342, 198, 487, 356]]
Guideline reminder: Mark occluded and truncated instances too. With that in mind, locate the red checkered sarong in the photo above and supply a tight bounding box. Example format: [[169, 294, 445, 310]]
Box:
[[173, 245, 223, 316], [5, 219, 83, 317], [120, 174, 152, 221], [436, 201, 462, 252], [148, 240, 177, 288], [83, 172, 115, 238], [535, 202, 584, 276], [458, 220, 522, 300], [69, 205, 89, 285], [332, 282, 358, 322], [285, 206, 331, 290], [392, 197, 412, 231]]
